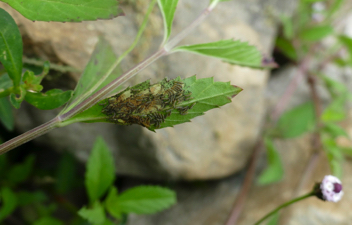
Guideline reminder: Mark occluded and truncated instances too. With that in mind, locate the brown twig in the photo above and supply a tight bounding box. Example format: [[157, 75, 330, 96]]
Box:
[[224, 139, 263, 225]]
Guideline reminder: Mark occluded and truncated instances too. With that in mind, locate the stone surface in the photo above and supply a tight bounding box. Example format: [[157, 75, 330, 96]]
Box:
[[3, 0, 296, 180]]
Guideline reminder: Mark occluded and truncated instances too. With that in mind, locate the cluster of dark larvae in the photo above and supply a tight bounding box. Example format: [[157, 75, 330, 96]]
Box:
[[101, 78, 195, 129]]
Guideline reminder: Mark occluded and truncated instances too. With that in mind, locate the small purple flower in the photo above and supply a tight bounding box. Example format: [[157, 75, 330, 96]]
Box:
[[320, 175, 343, 202]]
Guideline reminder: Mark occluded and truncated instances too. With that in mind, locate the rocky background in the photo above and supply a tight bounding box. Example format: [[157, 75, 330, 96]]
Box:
[[1, 0, 352, 224]]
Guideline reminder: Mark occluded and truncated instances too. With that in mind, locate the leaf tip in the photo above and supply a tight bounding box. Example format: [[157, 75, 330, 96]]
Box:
[[231, 85, 243, 98]]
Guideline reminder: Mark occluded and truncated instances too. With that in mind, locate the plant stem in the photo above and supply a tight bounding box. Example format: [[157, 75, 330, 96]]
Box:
[[165, 7, 213, 51], [22, 57, 81, 73], [224, 139, 263, 225], [253, 192, 314, 225], [0, 117, 60, 155]]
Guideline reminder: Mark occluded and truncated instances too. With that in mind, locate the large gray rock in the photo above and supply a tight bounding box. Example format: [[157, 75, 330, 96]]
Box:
[[3, 0, 295, 180]]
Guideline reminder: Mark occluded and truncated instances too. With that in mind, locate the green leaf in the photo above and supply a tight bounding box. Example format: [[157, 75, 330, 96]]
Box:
[[61, 76, 242, 131], [322, 123, 349, 139], [339, 35, 352, 56], [0, 74, 13, 90], [158, 0, 178, 43], [159, 76, 242, 129], [10, 86, 26, 109], [339, 35, 352, 64], [33, 217, 63, 225], [0, 8, 23, 87], [2, 0, 123, 22], [340, 147, 352, 157], [23, 70, 44, 92], [267, 212, 279, 225], [275, 37, 297, 61], [107, 186, 176, 215], [105, 187, 123, 220], [275, 102, 315, 138], [257, 138, 284, 185], [17, 191, 47, 206], [25, 89, 73, 110], [280, 15, 294, 39], [55, 152, 77, 194], [322, 136, 344, 178], [0, 187, 17, 222], [321, 95, 347, 122], [85, 137, 115, 203], [7, 155, 35, 184], [78, 201, 106, 225], [61, 38, 121, 115], [299, 25, 334, 41], [0, 97, 14, 131], [321, 75, 349, 97], [326, 0, 344, 20], [173, 39, 275, 68]]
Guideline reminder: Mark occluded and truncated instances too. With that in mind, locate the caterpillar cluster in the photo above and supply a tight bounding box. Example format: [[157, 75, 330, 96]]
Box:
[[101, 78, 194, 129]]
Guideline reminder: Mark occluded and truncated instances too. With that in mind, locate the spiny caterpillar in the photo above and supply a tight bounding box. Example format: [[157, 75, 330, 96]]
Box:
[[101, 78, 195, 129]]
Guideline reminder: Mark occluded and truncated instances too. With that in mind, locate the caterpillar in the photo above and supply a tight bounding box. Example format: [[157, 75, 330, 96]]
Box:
[[101, 78, 195, 129]]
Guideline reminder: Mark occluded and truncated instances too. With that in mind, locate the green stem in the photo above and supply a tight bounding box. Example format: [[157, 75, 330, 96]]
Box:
[[116, 0, 157, 66], [254, 192, 314, 225], [0, 117, 60, 155], [22, 57, 81, 73]]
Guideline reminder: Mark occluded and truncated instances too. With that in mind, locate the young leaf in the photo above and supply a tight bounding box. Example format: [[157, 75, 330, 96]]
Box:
[[105, 187, 123, 220], [275, 37, 297, 61], [78, 201, 105, 225], [24, 89, 73, 110], [2, 0, 123, 22], [280, 15, 294, 39], [0, 97, 14, 131], [158, 0, 179, 43], [33, 217, 63, 225], [321, 95, 347, 122], [10, 86, 26, 109], [0, 187, 17, 222], [322, 123, 349, 139], [7, 155, 35, 184], [275, 102, 315, 138], [0, 8, 23, 87], [322, 136, 343, 178], [85, 137, 115, 203], [61, 38, 121, 114], [321, 75, 349, 98], [23, 70, 45, 92], [173, 39, 275, 68], [257, 138, 284, 185], [299, 25, 334, 41], [107, 186, 176, 215]]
